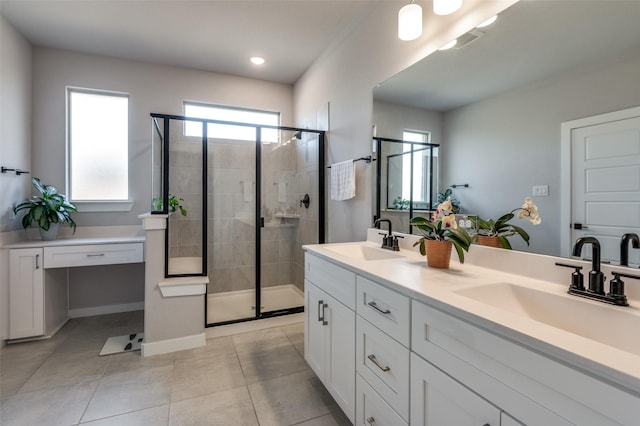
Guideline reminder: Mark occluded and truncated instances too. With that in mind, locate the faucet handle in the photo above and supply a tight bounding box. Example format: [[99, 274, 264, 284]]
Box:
[[555, 262, 585, 291], [607, 271, 640, 306]]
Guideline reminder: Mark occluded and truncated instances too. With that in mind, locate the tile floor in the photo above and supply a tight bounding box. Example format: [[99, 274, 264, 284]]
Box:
[[0, 311, 351, 426]]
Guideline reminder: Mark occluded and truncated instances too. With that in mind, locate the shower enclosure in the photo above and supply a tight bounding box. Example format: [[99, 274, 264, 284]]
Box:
[[151, 113, 325, 326]]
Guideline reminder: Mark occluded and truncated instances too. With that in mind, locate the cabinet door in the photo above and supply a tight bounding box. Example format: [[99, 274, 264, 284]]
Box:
[[304, 281, 326, 378], [410, 353, 500, 426], [9, 248, 45, 339], [324, 292, 355, 423]]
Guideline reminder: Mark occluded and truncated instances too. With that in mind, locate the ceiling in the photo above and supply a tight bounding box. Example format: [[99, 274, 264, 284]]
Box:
[[374, 0, 640, 112], [0, 0, 375, 85]]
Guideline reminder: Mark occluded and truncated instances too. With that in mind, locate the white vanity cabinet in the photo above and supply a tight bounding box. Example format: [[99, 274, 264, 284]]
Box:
[[410, 352, 501, 426], [8, 240, 144, 340], [9, 248, 45, 339], [304, 253, 356, 423], [410, 299, 639, 426]]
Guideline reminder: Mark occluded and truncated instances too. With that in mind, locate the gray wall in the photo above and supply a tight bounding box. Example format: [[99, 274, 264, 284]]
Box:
[[443, 49, 640, 255], [31, 47, 294, 226], [0, 16, 31, 233]]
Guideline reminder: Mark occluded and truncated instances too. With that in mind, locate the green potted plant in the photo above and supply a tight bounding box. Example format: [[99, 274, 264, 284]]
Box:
[[471, 197, 542, 249], [13, 177, 77, 241], [436, 188, 460, 213], [152, 194, 187, 216], [410, 197, 472, 268]]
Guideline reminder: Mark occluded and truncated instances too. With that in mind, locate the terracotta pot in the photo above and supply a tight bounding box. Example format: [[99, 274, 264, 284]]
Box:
[[424, 239, 452, 269], [476, 235, 502, 248]]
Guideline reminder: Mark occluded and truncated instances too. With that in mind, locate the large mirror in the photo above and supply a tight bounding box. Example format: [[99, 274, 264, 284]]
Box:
[[373, 0, 640, 266]]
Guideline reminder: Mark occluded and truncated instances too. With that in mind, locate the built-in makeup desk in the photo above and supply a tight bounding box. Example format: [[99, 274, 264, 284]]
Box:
[[5, 234, 144, 341]]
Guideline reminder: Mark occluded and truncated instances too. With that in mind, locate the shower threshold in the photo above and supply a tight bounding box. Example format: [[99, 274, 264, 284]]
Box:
[[207, 284, 304, 325]]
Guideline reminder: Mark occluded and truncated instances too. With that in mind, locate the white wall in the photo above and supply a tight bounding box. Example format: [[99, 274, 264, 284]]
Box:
[[32, 47, 294, 226], [294, 0, 517, 242], [0, 16, 33, 344], [443, 49, 640, 256], [0, 16, 32, 233]]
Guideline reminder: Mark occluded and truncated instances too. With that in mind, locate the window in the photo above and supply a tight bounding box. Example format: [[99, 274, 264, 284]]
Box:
[[184, 102, 280, 143], [67, 88, 129, 203], [402, 130, 433, 202]]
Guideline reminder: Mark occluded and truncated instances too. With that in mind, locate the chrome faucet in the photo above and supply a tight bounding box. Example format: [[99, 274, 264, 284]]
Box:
[[620, 233, 639, 267], [573, 237, 605, 294], [374, 219, 399, 251]]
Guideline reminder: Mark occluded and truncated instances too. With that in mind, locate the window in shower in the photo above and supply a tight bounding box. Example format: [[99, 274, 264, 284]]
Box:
[[184, 102, 280, 143], [67, 87, 130, 208]]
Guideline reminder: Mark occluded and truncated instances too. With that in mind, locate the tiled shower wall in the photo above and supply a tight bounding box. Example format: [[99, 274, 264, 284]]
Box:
[[167, 130, 319, 295]]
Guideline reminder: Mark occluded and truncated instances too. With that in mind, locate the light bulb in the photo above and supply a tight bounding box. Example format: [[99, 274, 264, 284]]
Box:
[[433, 0, 462, 16], [398, 3, 422, 41], [250, 56, 265, 65]]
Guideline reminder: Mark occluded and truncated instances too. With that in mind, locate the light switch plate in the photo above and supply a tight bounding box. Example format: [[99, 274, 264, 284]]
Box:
[[532, 185, 549, 196]]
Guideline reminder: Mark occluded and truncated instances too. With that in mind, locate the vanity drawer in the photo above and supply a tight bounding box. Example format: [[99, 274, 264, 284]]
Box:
[[305, 253, 356, 309], [356, 316, 410, 421], [356, 276, 410, 346], [44, 243, 144, 268], [356, 374, 407, 426]]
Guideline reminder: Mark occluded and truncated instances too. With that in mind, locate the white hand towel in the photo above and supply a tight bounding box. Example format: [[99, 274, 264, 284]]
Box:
[[330, 160, 356, 201]]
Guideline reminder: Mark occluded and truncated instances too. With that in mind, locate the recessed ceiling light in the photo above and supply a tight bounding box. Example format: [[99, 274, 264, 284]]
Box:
[[439, 39, 458, 50], [250, 56, 265, 65], [477, 15, 498, 28]]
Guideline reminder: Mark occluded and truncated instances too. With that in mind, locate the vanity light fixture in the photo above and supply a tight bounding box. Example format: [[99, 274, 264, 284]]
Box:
[[398, 1, 422, 41], [433, 0, 462, 16], [250, 56, 265, 65], [477, 15, 498, 28]]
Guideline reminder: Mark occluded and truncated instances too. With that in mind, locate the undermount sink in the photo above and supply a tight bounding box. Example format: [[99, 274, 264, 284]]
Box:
[[321, 243, 403, 261], [455, 282, 640, 356]]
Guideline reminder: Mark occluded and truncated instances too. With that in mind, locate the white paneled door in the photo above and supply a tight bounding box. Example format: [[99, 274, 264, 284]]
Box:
[[569, 111, 640, 265]]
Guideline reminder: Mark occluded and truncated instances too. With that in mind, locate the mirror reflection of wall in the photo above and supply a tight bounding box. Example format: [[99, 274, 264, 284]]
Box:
[[373, 1, 640, 261], [373, 101, 443, 233]]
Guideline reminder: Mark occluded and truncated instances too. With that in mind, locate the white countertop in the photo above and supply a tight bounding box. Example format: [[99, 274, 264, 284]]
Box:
[[2, 225, 145, 249], [304, 237, 640, 396]]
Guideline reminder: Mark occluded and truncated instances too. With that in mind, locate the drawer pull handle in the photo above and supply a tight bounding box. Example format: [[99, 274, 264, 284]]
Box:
[[317, 300, 328, 325], [35, 254, 40, 270], [368, 301, 390, 315], [367, 354, 390, 372], [87, 253, 105, 257], [366, 417, 376, 425]]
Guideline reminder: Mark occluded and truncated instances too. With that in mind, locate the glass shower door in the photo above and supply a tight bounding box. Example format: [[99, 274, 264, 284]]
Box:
[[258, 129, 309, 316], [206, 129, 258, 325]]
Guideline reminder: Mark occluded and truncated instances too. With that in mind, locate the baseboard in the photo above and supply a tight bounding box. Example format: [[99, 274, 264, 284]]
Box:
[[141, 332, 206, 357], [68, 302, 144, 318]]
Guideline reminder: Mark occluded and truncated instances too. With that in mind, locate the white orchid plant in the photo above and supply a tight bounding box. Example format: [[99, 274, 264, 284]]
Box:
[[410, 197, 472, 263], [471, 197, 542, 249]]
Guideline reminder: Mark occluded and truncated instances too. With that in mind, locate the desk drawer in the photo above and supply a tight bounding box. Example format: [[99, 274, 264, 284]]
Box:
[[44, 243, 143, 268]]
